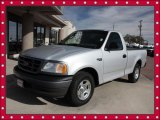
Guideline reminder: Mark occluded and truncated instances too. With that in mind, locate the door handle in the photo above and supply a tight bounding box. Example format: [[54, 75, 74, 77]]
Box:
[[123, 54, 127, 58], [97, 58, 102, 61]]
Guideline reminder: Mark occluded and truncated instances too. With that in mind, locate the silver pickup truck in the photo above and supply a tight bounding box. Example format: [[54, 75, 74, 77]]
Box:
[[14, 30, 147, 106]]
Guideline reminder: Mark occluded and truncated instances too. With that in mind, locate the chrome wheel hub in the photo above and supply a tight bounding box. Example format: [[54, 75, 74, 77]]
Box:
[[134, 68, 139, 79], [77, 80, 91, 100]]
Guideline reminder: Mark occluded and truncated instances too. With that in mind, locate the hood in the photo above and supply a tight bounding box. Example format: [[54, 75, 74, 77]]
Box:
[[20, 45, 92, 60]]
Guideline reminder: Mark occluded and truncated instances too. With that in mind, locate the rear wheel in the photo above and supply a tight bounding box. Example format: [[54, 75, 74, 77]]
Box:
[[66, 71, 95, 106], [128, 63, 141, 83]]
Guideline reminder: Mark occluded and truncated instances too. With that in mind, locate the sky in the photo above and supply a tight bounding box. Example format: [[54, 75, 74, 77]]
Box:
[[63, 6, 154, 44]]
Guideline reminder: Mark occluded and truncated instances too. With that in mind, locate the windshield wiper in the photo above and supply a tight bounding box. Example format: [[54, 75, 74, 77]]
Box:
[[79, 44, 97, 49], [59, 43, 97, 49], [64, 44, 79, 46], [58, 42, 65, 45], [58, 43, 78, 46]]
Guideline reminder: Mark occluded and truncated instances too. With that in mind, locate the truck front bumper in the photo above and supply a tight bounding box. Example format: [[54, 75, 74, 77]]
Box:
[[13, 65, 73, 98]]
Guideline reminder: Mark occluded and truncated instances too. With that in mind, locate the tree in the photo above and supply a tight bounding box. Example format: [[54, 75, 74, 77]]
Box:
[[124, 34, 144, 45]]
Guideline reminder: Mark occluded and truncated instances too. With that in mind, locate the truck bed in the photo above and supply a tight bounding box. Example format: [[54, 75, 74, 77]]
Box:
[[127, 48, 146, 50]]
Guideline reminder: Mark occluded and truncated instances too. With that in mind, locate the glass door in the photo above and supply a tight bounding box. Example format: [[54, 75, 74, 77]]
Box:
[[49, 29, 58, 44], [34, 24, 45, 47]]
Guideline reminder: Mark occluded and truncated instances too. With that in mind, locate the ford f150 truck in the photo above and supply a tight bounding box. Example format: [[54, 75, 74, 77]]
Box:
[[14, 30, 147, 106]]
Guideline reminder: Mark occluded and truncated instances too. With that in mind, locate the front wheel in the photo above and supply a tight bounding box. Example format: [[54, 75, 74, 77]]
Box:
[[66, 71, 95, 106], [128, 64, 141, 83]]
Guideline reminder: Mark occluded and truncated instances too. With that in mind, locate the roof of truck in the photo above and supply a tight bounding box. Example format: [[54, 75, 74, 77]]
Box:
[[78, 29, 119, 33]]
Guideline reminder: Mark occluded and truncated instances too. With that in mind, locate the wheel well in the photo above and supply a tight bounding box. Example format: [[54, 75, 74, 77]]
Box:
[[137, 60, 142, 67], [78, 67, 99, 86]]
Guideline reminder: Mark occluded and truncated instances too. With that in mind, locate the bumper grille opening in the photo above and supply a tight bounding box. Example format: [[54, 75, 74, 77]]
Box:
[[23, 81, 32, 89], [18, 56, 43, 73]]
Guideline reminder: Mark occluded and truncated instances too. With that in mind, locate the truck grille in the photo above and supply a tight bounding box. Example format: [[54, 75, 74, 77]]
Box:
[[18, 56, 43, 73]]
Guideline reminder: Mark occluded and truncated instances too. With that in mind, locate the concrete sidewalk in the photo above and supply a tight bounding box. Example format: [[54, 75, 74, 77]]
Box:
[[6, 59, 154, 114]]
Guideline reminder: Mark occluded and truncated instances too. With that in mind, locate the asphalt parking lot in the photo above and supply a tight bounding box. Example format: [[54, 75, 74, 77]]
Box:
[[6, 57, 154, 114], [141, 56, 154, 80]]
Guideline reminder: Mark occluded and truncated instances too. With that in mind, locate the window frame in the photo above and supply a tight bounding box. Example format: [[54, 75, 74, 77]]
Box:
[[62, 30, 108, 49], [104, 32, 123, 51]]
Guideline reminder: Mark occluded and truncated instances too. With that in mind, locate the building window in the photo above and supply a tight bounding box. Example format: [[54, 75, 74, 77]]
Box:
[[9, 21, 17, 42], [34, 25, 45, 47], [8, 20, 22, 55]]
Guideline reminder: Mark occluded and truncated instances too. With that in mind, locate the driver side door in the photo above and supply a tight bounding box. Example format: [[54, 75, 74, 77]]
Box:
[[103, 32, 127, 82]]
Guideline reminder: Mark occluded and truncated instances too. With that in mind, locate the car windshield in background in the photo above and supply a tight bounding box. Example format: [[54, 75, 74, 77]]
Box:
[[59, 30, 108, 49]]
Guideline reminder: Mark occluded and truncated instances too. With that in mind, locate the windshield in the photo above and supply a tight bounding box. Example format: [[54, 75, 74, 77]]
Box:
[[59, 30, 108, 49]]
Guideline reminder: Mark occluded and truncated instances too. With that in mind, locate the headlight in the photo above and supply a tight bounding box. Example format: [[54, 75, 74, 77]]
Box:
[[41, 62, 68, 75]]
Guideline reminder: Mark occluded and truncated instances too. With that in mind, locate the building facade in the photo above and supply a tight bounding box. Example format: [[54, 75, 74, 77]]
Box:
[[59, 20, 76, 41], [7, 6, 67, 58]]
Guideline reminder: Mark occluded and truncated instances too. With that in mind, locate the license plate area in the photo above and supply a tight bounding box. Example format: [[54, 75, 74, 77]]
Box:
[[17, 79, 24, 88]]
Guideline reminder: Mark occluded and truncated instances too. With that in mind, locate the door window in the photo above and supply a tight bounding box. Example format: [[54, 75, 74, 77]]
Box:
[[105, 32, 123, 50]]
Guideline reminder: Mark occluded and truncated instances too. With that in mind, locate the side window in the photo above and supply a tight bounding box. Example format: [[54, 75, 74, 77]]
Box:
[[105, 32, 123, 50]]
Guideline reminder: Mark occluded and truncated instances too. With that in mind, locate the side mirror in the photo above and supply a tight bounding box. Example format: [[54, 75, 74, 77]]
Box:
[[104, 47, 110, 51]]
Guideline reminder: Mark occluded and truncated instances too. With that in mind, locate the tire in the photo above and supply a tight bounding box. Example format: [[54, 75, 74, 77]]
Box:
[[66, 71, 95, 106], [128, 63, 141, 83]]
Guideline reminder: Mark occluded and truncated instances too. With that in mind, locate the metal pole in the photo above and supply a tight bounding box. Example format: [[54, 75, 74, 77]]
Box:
[[138, 20, 143, 46]]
